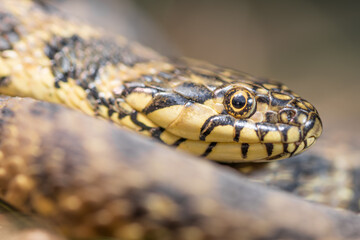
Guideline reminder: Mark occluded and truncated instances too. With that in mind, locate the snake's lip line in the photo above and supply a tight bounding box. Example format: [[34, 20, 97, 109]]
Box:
[[202, 136, 317, 145]]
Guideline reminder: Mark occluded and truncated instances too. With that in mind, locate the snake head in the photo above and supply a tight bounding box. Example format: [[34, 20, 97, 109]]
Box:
[[203, 80, 323, 161], [121, 59, 322, 162]]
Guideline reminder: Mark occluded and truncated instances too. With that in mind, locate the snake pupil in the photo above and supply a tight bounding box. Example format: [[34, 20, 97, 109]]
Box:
[[232, 94, 246, 109]]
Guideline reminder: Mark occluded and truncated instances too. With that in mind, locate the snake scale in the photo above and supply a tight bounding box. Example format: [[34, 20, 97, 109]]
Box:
[[0, 0, 358, 240]]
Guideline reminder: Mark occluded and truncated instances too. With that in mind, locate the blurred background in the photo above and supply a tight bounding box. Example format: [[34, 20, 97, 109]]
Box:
[[54, 0, 360, 142]]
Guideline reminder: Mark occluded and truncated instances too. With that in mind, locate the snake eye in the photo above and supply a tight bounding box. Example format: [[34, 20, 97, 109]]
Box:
[[224, 87, 256, 118]]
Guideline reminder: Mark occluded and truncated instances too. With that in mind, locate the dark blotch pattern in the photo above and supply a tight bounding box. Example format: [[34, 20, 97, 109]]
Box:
[[256, 123, 278, 142], [277, 125, 292, 142], [279, 108, 296, 124], [171, 138, 186, 147], [29, 101, 61, 119], [271, 96, 292, 107], [0, 103, 16, 145], [1, 107, 14, 117], [234, 120, 247, 142], [150, 127, 165, 141], [114, 99, 132, 119], [0, 76, 10, 86], [303, 113, 320, 139], [241, 143, 249, 159], [265, 143, 273, 157], [0, 12, 23, 51], [130, 111, 152, 131], [289, 142, 301, 157], [247, 155, 333, 195], [256, 95, 270, 104], [265, 111, 278, 123], [201, 142, 217, 157], [143, 92, 188, 115], [44, 34, 147, 111], [200, 115, 235, 141], [174, 82, 213, 103]]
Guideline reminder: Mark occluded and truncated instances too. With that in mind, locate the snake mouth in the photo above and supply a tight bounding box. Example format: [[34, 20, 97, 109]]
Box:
[[175, 136, 317, 163]]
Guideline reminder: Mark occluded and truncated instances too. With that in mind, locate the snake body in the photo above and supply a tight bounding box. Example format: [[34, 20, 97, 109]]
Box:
[[0, 0, 336, 239], [0, 0, 322, 163]]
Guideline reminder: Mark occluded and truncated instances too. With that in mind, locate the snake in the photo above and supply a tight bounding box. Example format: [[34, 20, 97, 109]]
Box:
[[0, 0, 353, 239], [0, 0, 323, 164]]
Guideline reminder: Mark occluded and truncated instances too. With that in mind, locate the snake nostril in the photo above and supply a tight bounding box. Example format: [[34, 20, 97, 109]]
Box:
[[279, 109, 296, 124]]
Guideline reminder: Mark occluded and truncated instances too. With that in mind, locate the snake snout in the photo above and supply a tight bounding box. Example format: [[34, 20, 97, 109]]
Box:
[[275, 96, 322, 141], [303, 112, 323, 140]]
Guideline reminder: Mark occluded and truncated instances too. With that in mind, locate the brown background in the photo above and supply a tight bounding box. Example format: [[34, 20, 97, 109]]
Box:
[[55, 0, 360, 143]]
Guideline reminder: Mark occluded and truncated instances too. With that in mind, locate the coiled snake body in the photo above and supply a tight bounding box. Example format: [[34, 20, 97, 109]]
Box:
[[0, 1, 353, 240]]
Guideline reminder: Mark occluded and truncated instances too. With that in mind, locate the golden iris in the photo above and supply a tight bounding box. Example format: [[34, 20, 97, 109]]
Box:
[[224, 87, 256, 118]]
